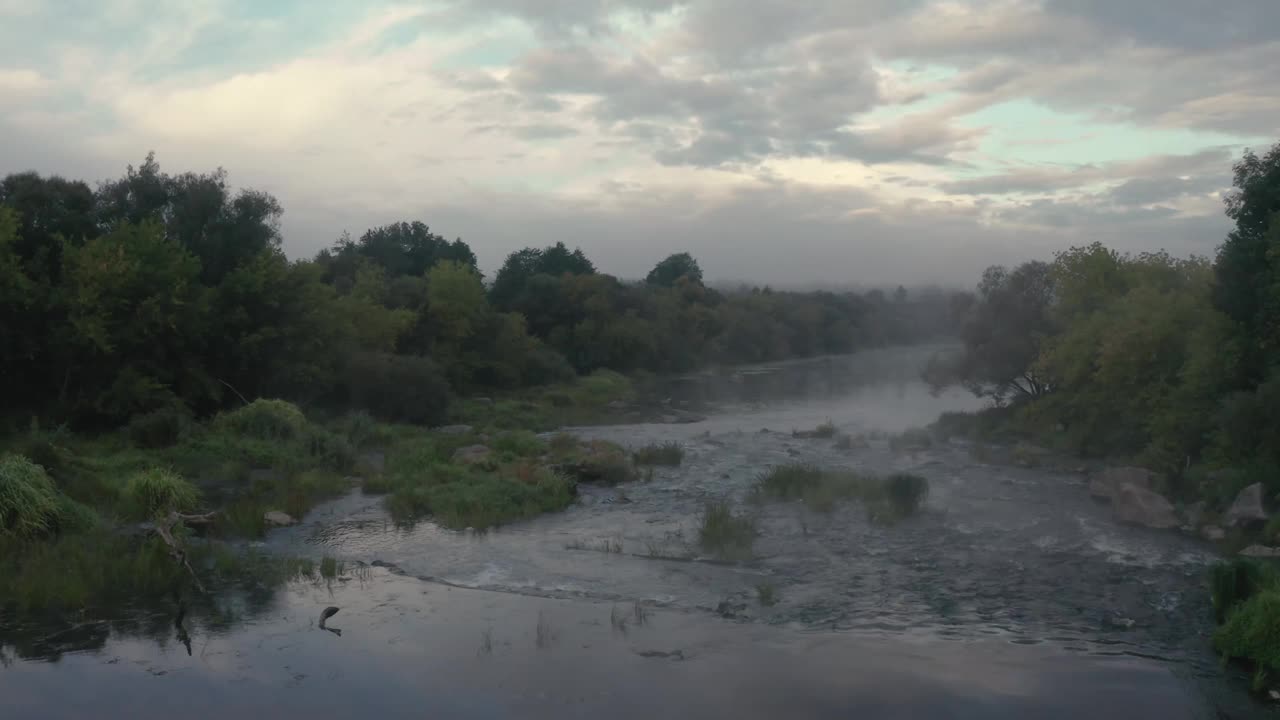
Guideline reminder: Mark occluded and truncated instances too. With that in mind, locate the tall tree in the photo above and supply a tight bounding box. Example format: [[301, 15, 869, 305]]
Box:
[[645, 252, 703, 287]]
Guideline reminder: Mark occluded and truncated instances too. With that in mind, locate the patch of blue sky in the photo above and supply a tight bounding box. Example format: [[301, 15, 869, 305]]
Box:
[[959, 99, 1266, 167]]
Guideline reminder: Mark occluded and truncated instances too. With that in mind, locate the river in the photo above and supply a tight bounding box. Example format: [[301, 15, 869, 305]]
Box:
[[0, 346, 1268, 718]]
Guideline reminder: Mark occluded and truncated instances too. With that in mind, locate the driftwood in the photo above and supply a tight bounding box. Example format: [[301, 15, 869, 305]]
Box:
[[152, 511, 219, 594]]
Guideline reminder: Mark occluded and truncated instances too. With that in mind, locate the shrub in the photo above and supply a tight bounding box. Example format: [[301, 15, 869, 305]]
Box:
[[633, 442, 684, 466], [1214, 589, 1280, 677], [303, 427, 356, 471], [342, 352, 451, 426], [885, 473, 929, 516], [1211, 559, 1271, 623], [127, 404, 193, 448], [215, 399, 307, 441], [492, 430, 547, 459], [698, 500, 756, 561], [123, 468, 199, 519], [333, 410, 379, 448], [0, 455, 62, 539], [889, 428, 933, 452]]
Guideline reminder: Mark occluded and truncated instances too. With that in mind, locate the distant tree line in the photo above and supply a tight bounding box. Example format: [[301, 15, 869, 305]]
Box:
[[0, 153, 965, 430], [931, 142, 1280, 503]]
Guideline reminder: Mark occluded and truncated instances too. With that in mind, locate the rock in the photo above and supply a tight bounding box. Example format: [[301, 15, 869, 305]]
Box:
[[472, 397, 493, 406], [264, 511, 297, 527], [435, 424, 473, 435], [1240, 545, 1280, 558], [607, 400, 629, 411], [1112, 483, 1179, 529], [1201, 525, 1226, 541], [360, 451, 386, 474], [452, 445, 492, 465], [1226, 483, 1268, 527], [1089, 467, 1156, 502]]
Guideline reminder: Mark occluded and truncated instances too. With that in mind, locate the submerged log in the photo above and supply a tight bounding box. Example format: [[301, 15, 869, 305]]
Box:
[[152, 511, 219, 594]]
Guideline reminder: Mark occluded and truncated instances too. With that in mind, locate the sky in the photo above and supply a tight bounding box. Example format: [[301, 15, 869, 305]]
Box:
[[1, 0, 1277, 287]]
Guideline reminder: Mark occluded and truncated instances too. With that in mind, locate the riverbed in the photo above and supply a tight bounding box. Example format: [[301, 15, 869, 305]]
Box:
[[0, 346, 1268, 718]]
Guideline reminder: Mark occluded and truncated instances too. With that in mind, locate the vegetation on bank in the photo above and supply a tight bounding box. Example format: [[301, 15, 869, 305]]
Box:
[[751, 463, 929, 521], [923, 142, 1280, 694]]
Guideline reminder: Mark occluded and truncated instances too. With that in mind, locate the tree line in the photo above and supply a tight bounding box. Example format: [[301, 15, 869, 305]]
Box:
[[932, 142, 1280, 505], [0, 153, 963, 430]]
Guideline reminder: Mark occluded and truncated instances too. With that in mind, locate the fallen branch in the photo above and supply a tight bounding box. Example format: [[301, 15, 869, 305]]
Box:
[[153, 510, 219, 595]]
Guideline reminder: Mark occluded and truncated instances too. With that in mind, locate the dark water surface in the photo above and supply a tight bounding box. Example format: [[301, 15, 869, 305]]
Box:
[[0, 346, 1270, 718]]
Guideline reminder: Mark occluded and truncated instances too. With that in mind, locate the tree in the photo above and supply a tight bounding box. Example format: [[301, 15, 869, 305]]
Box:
[[935, 261, 1055, 404], [1214, 142, 1280, 387], [489, 242, 595, 311], [646, 252, 703, 287]]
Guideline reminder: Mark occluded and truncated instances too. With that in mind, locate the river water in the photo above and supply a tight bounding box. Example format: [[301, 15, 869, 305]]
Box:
[[0, 346, 1269, 718]]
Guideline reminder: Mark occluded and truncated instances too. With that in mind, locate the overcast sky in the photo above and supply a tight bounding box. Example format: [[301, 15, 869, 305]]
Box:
[[2, 1, 1277, 286]]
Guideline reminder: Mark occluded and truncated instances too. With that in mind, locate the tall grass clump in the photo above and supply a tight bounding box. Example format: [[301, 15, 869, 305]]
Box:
[[0, 454, 62, 539], [633, 442, 684, 466], [123, 468, 200, 519], [885, 473, 929, 516], [698, 500, 756, 561], [754, 464, 825, 499], [1214, 590, 1280, 690], [213, 399, 307, 441]]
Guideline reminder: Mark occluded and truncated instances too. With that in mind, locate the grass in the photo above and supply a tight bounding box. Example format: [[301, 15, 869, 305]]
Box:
[[0, 454, 62, 539], [122, 467, 200, 520], [756, 582, 779, 606], [633, 442, 684, 466], [535, 612, 558, 649], [698, 500, 757, 561], [751, 463, 929, 521], [456, 370, 635, 432], [1207, 558, 1280, 694], [793, 420, 837, 439]]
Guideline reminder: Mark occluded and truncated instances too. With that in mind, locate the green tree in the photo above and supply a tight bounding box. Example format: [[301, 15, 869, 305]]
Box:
[[646, 252, 703, 287]]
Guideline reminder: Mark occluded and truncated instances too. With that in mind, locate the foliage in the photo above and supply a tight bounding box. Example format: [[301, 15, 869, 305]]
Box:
[[885, 473, 929, 516], [214, 399, 307, 441], [0, 455, 62, 539], [698, 500, 757, 561], [646, 253, 703, 287], [1211, 559, 1273, 624], [1214, 589, 1280, 678], [338, 352, 452, 425], [633, 442, 685, 466], [122, 468, 200, 519], [127, 404, 194, 449]]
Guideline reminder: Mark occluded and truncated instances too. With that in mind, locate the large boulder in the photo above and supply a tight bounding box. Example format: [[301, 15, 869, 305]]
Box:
[[264, 510, 297, 527], [452, 445, 493, 466], [1112, 482, 1179, 529], [1089, 467, 1156, 502], [1226, 483, 1268, 527]]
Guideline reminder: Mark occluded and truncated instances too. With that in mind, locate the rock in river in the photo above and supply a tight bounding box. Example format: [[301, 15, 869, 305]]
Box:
[[1239, 545, 1280, 558], [1089, 467, 1156, 502], [264, 510, 297, 527], [1112, 483, 1179, 530], [1226, 482, 1267, 527]]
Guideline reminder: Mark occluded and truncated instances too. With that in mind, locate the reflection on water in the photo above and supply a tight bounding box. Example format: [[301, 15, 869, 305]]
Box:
[[0, 347, 1270, 718]]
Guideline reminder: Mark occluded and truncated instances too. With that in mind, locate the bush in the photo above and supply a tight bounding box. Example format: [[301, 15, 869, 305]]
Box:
[[123, 468, 199, 519], [492, 430, 547, 459], [127, 404, 193, 448], [332, 410, 380, 448], [215, 399, 307, 441], [0, 455, 62, 539], [303, 426, 356, 471], [1214, 589, 1280, 678], [342, 352, 451, 425], [885, 473, 929, 516], [698, 500, 756, 561], [633, 442, 684, 466], [1211, 559, 1271, 623]]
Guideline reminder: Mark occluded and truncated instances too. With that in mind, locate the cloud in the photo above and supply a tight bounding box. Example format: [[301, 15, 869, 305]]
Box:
[[0, 0, 1271, 288]]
